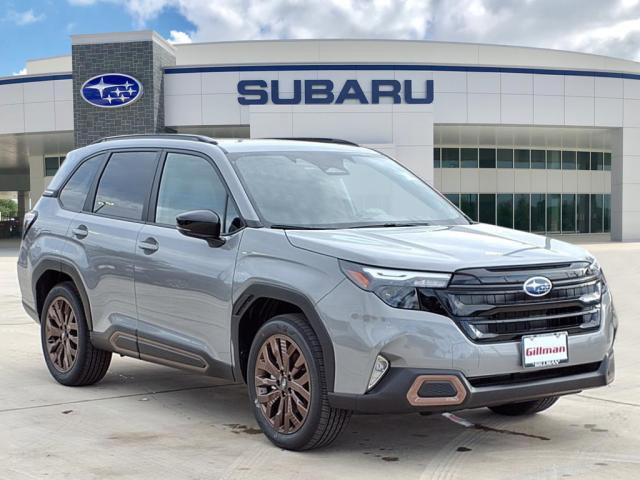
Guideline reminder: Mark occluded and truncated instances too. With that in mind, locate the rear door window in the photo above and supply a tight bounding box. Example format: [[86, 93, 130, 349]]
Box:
[[93, 151, 158, 221], [59, 154, 105, 212]]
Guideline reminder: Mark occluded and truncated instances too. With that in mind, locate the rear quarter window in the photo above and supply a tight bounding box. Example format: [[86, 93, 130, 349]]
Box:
[[59, 154, 105, 212]]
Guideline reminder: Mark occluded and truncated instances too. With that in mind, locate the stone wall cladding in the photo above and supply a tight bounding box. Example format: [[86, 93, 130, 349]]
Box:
[[72, 40, 175, 147]]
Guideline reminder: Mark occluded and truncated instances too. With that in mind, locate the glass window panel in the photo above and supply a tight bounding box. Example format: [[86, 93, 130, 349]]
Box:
[[591, 194, 603, 232], [603, 152, 611, 171], [561, 194, 576, 233], [546, 194, 561, 232], [577, 151, 590, 170], [531, 193, 546, 232], [479, 148, 496, 168], [93, 152, 158, 221], [460, 193, 478, 221], [514, 149, 530, 169], [59, 155, 105, 212], [156, 153, 229, 227], [547, 150, 561, 169], [460, 148, 478, 168], [433, 148, 441, 168], [444, 193, 460, 208], [232, 151, 468, 228], [497, 194, 513, 228], [531, 150, 545, 169], [514, 194, 530, 231], [441, 148, 460, 168], [591, 152, 603, 171], [603, 194, 611, 232], [577, 194, 590, 233], [497, 149, 513, 168], [562, 151, 576, 170], [479, 194, 496, 224], [225, 198, 243, 233], [44, 156, 60, 177]]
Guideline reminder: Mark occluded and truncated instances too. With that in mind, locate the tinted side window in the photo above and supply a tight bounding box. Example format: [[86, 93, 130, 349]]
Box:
[[155, 152, 229, 228], [59, 154, 104, 212], [93, 151, 158, 220]]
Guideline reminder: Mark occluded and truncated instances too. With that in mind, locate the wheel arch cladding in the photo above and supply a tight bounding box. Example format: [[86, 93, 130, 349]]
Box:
[[33, 259, 93, 330], [232, 284, 336, 392]]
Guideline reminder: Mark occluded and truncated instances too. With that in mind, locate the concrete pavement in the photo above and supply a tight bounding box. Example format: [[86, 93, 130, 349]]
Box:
[[1, 239, 639, 479]]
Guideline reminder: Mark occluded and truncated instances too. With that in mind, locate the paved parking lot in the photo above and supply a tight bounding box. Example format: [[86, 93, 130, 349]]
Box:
[[1, 239, 639, 479]]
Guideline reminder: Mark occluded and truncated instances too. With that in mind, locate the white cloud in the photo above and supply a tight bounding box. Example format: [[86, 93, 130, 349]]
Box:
[[168, 29, 192, 43], [6, 9, 45, 26], [13, 67, 27, 76], [67, 0, 640, 61]]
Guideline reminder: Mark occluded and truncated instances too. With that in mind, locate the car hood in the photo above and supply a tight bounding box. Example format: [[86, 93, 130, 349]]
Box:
[[285, 223, 593, 272]]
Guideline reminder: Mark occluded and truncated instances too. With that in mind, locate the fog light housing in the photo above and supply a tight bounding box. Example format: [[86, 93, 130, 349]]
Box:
[[367, 355, 389, 391]]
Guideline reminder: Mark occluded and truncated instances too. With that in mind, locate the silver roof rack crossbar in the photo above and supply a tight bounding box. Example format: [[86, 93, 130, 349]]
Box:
[[92, 133, 218, 145], [268, 137, 359, 147]]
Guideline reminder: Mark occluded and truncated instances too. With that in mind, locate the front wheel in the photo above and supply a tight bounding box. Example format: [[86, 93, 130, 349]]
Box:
[[488, 396, 559, 416], [247, 313, 351, 450]]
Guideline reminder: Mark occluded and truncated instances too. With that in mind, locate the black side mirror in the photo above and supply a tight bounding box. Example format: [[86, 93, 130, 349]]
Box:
[[176, 210, 224, 246]]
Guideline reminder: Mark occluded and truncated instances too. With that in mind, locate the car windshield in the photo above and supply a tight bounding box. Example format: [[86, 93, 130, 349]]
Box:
[[228, 149, 469, 229]]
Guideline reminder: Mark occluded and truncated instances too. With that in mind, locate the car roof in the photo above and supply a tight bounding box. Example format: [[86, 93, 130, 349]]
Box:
[[91, 134, 362, 150], [88, 134, 370, 154]]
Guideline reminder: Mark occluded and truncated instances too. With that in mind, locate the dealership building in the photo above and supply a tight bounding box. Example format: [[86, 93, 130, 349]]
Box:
[[1, 30, 640, 239]]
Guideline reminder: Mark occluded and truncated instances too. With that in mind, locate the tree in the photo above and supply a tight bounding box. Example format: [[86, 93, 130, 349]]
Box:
[[0, 199, 18, 220]]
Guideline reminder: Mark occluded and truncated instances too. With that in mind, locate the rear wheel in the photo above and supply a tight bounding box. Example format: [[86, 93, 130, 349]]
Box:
[[41, 282, 112, 386], [247, 313, 351, 450], [488, 396, 559, 416]]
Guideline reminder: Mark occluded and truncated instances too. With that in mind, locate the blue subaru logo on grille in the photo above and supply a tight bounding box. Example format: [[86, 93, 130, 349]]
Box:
[[80, 73, 143, 108], [523, 276, 552, 297]]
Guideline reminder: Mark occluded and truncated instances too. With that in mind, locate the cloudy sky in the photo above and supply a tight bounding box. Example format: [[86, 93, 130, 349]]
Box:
[[2, 0, 640, 76]]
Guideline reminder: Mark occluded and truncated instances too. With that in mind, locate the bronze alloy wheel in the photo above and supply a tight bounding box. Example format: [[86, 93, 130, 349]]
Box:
[[254, 334, 311, 434], [44, 296, 78, 373]]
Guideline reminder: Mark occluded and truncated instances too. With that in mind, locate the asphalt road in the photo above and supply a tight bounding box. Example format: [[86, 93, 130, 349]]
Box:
[[1, 239, 639, 479]]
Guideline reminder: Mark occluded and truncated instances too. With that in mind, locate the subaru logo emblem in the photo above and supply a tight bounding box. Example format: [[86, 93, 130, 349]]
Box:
[[80, 73, 143, 108], [523, 276, 552, 297]]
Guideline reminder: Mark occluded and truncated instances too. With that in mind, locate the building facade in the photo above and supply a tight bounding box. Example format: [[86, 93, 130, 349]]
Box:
[[0, 31, 638, 239]]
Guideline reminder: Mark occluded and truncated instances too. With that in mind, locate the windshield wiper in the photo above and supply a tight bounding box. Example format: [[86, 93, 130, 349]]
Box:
[[349, 222, 432, 229], [270, 222, 433, 230], [270, 224, 332, 230]]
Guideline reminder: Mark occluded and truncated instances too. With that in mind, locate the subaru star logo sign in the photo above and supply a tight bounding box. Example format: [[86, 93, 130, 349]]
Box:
[[80, 73, 143, 108], [523, 276, 553, 297]]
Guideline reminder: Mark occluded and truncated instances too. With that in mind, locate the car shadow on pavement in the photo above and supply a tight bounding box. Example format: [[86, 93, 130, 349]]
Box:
[[92, 360, 585, 461]]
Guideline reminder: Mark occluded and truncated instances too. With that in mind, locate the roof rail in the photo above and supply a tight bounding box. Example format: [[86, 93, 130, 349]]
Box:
[[269, 137, 359, 147], [91, 133, 218, 145]]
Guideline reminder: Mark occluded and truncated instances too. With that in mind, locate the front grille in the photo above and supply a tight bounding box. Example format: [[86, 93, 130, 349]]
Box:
[[419, 262, 602, 343], [468, 361, 602, 388]]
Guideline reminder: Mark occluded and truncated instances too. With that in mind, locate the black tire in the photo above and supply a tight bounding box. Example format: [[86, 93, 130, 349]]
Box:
[[40, 281, 112, 386], [247, 313, 351, 450], [488, 396, 559, 416]]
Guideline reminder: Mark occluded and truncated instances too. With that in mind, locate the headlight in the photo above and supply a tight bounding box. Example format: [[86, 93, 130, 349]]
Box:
[[587, 258, 608, 293], [339, 260, 451, 310], [22, 210, 38, 239]]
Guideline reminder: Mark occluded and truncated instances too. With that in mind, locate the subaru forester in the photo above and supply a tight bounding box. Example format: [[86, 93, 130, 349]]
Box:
[[18, 135, 616, 450]]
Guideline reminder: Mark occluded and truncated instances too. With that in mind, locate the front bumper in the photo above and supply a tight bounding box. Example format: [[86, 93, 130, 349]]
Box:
[[318, 279, 617, 395], [329, 351, 614, 413]]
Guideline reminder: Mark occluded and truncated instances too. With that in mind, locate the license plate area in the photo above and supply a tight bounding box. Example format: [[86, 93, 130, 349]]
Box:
[[522, 332, 569, 368]]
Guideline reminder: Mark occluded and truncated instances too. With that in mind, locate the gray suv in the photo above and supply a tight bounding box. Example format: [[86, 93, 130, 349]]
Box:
[[18, 135, 617, 450]]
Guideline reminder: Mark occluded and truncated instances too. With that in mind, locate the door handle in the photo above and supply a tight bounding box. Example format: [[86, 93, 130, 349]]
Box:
[[138, 238, 159, 253], [71, 225, 88, 239]]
